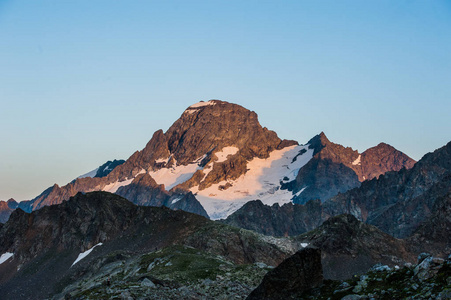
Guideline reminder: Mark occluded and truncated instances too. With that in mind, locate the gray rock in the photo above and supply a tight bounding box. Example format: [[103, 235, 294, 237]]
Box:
[[370, 263, 391, 272], [141, 278, 156, 288], [417, 252, 431, 264]]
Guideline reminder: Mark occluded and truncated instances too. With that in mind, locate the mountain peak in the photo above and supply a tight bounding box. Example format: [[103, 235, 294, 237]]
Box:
[[165, 100, 291, 165], [307, 131, 331, 155]]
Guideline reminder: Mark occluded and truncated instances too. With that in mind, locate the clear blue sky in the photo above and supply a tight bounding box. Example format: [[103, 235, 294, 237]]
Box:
[[1, 1, 450, 200]]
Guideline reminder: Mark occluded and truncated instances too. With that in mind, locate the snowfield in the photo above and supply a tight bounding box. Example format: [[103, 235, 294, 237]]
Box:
[[100, 144, 314, 220], [192, 145, 314, 219]]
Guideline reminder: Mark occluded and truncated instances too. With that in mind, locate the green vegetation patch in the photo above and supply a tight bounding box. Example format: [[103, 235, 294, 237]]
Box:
[[138, 245, 231, 283]]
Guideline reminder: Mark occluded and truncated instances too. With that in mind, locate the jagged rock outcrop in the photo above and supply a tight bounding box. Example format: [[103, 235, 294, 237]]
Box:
[[308, 132, 415, 181], [94, 159, 125, 178], [222, 199, 324, 237], [288, 132, 415, 204], [247, 247, 323, 300], [296, 214, 413, 279]]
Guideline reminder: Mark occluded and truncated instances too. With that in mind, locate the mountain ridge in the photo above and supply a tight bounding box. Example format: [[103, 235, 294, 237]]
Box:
[[1, 100, 415, 222]]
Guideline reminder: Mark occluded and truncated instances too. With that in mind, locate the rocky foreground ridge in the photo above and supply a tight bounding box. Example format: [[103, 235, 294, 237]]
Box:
[[0, 192, 298, 300], [2, 191, 447, 299], [0, 186, 449, 299], [249, 248, 451, 300]]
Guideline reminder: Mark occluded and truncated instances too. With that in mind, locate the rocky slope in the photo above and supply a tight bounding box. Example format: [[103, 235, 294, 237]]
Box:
[[222, 199, 324, 236], [0, 192, 297, 300]]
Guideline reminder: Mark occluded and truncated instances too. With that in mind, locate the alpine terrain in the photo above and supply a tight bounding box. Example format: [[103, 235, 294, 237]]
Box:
[[1, 100, 449, 299]]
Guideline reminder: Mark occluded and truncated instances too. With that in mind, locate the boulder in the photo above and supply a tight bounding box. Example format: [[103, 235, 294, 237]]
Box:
[[247, 247, 323, 299]]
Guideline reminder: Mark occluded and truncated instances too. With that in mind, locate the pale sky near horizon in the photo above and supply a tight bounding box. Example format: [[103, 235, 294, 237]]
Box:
[[1, 1, 450, 201]]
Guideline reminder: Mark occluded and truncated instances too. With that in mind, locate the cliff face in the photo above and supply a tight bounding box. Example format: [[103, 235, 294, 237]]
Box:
[[324, 141, 451, 238]]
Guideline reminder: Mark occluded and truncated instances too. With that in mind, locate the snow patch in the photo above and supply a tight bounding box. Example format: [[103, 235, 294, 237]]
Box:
[[171, 197, 182, 204], [0, 252, 14, 264], [184, 109, 199, 115], [189, 100, 216, 108], [215, 146, 239, 163], [294, 187, 307, 197], [102, 169, 146, 193], [301, 243, 309, 248], [77, 168, 99, 179], [352, 154, 361, 166], [71, 243, 103, 267], [103, 178, 135, 193], [155, 157, 169, 164], [193, 145, 314, 219], [149, 156, 206, 191]]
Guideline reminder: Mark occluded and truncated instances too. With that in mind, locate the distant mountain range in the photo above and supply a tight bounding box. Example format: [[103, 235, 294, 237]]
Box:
[[0, 100, 415, 221], [0, 100, 449, 299], [223, 140, 451, 253]]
